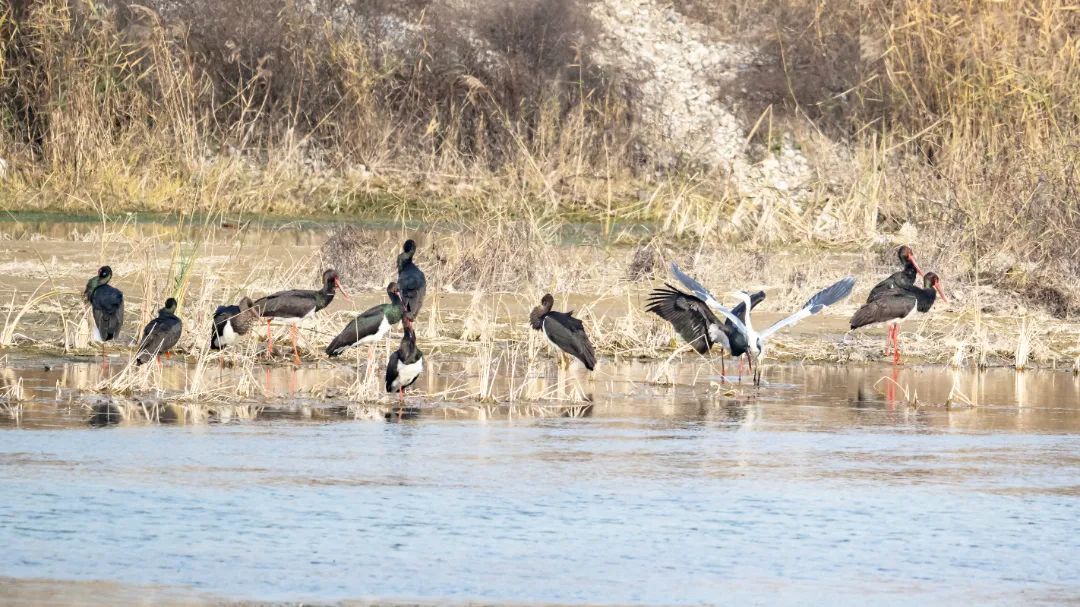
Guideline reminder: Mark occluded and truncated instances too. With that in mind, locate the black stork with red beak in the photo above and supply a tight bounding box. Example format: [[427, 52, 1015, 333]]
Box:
[[529, 294, 597, 371], [850, 272, 948, 364], [868, 245, 923, 302], [253, 269, 349, 363], [646, 281, 765, 378]]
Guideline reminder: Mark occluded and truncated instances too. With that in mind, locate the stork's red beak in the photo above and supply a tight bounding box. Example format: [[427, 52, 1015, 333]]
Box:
[[934, 282, 948, 304], [908, 252, 924, 277], [335, 278, 351, 300]]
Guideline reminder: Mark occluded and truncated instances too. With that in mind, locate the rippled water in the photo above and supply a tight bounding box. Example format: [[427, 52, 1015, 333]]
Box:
[[2, 216, 1079, 604], [2, 360, 1079, 605]]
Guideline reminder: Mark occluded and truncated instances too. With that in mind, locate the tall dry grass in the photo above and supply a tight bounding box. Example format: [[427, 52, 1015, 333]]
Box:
[[1, 0, 1078, 315], [0, 0, 633, 217]]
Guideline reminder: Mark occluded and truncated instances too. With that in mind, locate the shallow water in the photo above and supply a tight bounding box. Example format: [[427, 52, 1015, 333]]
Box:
[[2, 216, 1080, 604], [2, 356, 1080, 605]]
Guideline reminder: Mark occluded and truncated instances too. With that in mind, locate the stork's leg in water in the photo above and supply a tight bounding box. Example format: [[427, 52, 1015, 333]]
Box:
[[893, 327, 903, 365], [365, 344, 376, 381], [720, 352, 727, 383], [265, 321, 274, 359], [290, 325, 301, 364], [738, 357, 744, 382]]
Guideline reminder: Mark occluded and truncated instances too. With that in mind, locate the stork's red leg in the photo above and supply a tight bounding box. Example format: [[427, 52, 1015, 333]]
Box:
[[721, 352, 727, 383], [894, 326, 902, 365], [266, 320, 274, 359], [290, 325, 301, 364]]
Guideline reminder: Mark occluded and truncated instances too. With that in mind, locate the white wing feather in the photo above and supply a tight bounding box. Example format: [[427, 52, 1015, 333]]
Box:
[[759, 306, 816, 340], [759, 277, 856, 340], [669, 262, 748, 337]]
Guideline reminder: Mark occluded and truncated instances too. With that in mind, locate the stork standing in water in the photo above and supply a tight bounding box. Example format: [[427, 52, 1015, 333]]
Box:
[[84, 266, 124, 358], [866, 246, 924, 357], [253, 269, 349, 363], [325, 282, 404, 374], [396, 240, 426, 326], [529, 294, 597, 371], [669, 263, 855, 385], [850, 272, 948, 364], [867, 245, 923, 302], [210, 297, 257, 350], [646, 280, 764, 379], [386, 326, 424, 403], [136, 298, 182, 365]]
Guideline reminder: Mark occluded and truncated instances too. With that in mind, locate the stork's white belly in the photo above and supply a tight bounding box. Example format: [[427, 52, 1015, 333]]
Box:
[[358, 317, 391, 346], [391, 357, 424, 390], [91, 326, 103, 343], [217, 321, 238, 346]]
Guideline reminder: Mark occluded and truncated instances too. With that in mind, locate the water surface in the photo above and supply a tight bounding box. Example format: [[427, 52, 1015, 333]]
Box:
[[2, 361, 1079, 605]]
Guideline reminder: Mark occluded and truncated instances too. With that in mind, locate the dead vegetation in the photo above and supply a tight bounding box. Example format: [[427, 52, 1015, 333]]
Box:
[[1, 0, 1079, 317]]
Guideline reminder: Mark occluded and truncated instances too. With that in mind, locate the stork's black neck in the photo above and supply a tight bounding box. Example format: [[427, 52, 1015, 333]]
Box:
[[900, 260, 919, 283], [315, 279, 337, 311], [902, 281, 938, 313]]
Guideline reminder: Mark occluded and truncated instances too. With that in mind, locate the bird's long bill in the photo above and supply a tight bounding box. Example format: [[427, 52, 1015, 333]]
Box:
[[335, 278, 352, 300], [934, 282, 949, 304], [909, 253, 924, 277]]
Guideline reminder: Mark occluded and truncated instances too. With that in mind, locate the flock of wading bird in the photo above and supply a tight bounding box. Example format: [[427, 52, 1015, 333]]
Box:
[[82, 241, 947, 396]]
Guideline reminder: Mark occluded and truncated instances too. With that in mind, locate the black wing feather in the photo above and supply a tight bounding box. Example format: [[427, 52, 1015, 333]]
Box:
[[253, 290, 318, 319], [850, 292, 916, 329], [325, 304, 387, 357], [542, 312, 596, 370], [91, 284, 124, 342], [398, 264, 427, 321], [136, 314, 182, 365], [805, 277, 856, 314], [645, 284, 715, 354]]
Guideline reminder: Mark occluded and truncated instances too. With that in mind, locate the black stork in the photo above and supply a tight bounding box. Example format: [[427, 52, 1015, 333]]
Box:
[[646, 280, 765, 378], [868, 245, 923, 302], [136, 297, 182, 366], [325, 282, 404, 363], [386, 326, 424, 403], [84, 266, 124, 357], [529, 294, 597, 371], [253, 269, 349, 363], [670, 262, 855, 385], [850, 272, 947, 364], [397, 239, 426, 326], [210, 297, 257, 350]]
